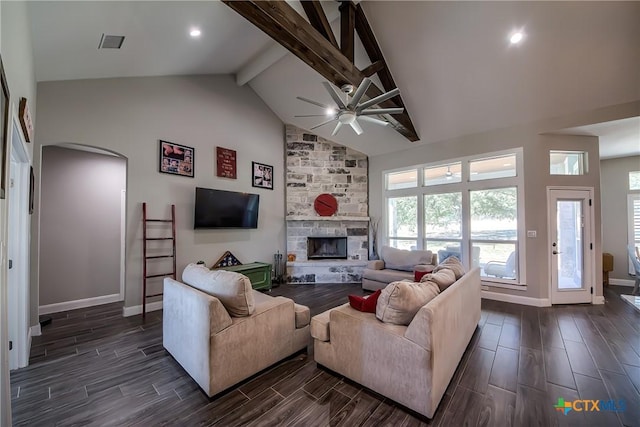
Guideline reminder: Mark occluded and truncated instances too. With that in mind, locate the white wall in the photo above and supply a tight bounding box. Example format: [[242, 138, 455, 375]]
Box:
[[1, 1, 37, 424], [601, 155, 640, 280], [40, 146, 125, 306], [33, 75, 285, 315]]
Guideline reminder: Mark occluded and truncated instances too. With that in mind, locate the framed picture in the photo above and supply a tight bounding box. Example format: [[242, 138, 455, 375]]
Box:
[[252, 161, 273, 190], [0, 55, 10, 199], [159, 140, 194, 178], [216, 146, 237, 179]]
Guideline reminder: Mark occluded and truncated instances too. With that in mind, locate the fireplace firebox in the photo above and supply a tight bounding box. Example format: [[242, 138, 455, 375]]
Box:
[[307, 237, 348, 260]]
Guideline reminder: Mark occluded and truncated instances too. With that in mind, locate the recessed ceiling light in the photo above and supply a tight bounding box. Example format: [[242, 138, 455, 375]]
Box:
[[326, 108, 337, 116], [509, 32, 524, 44], [190, 28, 201, 38]]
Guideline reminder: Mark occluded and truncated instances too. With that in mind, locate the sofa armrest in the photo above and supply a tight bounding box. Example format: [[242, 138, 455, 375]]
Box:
[[366, 260, 385, 270], [163, 278, 232, 394], [413, 264, 435, 273]]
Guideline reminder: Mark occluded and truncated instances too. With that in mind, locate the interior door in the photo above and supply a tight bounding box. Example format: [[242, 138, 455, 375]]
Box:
[[548, 189, 593, 304]]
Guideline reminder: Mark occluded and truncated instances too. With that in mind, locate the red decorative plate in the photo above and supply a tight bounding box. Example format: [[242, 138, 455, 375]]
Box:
[[314, 193, 338, 216]]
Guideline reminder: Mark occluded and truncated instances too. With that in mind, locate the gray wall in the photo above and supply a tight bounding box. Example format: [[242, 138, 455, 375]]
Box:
[[33, 75, 285, 317], [370, 121, 607, 302], [39, 146, 125, 305], [601, 155, 640, 280]]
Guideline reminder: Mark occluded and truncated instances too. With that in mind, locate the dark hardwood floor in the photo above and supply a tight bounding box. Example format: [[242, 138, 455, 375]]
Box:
[[10, 284, 640, 426]]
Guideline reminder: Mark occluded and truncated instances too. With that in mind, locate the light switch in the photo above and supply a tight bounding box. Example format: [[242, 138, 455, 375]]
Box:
[[527, 230, 537, 238]]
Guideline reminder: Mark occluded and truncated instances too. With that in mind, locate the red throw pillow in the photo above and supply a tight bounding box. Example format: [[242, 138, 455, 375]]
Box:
[[415, 269, 433, 282], [348, 290, 382, 313]]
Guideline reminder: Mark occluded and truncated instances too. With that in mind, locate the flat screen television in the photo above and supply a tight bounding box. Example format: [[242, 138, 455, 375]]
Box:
[[194, 187, 259, 229]]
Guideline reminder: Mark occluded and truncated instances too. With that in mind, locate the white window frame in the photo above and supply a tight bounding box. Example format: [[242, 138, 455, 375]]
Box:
[[383, 148, 526, 287], [628, 193, 640, 274]]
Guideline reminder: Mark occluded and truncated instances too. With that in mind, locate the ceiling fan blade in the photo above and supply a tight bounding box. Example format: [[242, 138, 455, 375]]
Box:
[[294, 114, 330, 117], [297, 96, 331, 109], [310, 118, 337, 130], [347, 77, 372, 109], [322, 82, 347, 109], [358, 115, 389, 126], [331, 122, 343, 136], [350, 120, 363, 135], [356, 87, 400, 111], [359, 107, 404, 116]]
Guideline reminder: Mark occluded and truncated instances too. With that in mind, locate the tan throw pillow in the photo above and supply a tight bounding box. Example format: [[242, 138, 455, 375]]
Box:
[[380, 246, 433, 272], [433, 256, 466, 280], [420, 268, 456, 291], [182, 263, 255, 317], [376, 281, 440, 326]]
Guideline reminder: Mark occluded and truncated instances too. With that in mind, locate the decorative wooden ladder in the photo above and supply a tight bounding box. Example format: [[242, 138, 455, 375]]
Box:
[[142, 203, 176, 318]]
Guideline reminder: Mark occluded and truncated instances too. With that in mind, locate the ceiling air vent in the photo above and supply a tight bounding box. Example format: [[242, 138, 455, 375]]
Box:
[[98, 34, 125, 49]]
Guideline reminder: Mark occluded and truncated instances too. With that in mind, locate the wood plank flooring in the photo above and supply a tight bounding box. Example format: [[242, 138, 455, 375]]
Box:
[[10, 284, 640, 426]]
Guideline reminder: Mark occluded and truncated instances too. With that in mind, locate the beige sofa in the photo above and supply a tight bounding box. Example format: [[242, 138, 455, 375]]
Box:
[[163, 266, 310, 397], [311, 268, 481, 418], [362, 246, 438, 291]]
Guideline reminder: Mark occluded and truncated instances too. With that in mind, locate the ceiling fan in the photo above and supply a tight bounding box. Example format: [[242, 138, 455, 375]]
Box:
[[295, 77, 404, 136]]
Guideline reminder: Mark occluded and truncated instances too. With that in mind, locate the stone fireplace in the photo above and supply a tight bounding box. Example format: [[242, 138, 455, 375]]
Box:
[[285, 125, 369, 283], [307, 237, 348, 260]]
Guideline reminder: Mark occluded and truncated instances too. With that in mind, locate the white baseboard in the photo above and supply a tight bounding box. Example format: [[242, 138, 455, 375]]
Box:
[[482, 290, 551, 307], [123, 301, 163, 317], [39, 293, 121, 315], [29, 324, 41, 337], [609, 278, 635, 287]]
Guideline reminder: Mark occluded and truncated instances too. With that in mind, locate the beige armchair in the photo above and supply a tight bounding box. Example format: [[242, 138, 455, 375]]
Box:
[[163, 268, 310, 397]]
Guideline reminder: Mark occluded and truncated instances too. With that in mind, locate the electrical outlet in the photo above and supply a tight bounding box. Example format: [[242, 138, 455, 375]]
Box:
[[527, 230, 537, 238]]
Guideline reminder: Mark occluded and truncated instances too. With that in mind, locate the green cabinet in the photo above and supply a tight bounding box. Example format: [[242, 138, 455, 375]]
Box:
[[217, 262, 272, 291]]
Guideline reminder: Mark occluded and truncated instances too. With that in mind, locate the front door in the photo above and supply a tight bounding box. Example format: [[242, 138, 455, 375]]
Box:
[[548, 188, 594, 304]]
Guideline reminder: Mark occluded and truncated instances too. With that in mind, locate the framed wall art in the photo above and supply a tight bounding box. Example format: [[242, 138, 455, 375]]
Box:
[[216, 146, 237, 179], [159, 140, 194, 178], [252, 161, 273, 190], [0, 55, 10, 199]]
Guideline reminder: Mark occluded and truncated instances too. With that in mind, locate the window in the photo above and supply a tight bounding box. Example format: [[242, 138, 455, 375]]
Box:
[[386, 169, 417, 190], [387, 196, 417, 250], [470, 154, 517, 181], [424, 162, 462, 186], [384, 149, 524, 285], [470, 188, 518, 279], [550, 150, 587, 175], [629, 171, 640, 190]]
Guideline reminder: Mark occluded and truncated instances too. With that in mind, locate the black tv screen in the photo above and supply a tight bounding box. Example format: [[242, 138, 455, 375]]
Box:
[[194, 187, 259, 229]]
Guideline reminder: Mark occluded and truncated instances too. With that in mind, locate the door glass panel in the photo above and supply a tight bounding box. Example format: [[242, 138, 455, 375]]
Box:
[[556, 200, 583, 289]]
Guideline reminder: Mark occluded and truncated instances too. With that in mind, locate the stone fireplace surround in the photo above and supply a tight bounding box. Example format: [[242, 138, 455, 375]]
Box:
[[285, 125, 369, 284]]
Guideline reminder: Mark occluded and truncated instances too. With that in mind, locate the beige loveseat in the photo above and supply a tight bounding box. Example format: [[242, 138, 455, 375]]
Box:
[[311, 267, 481, 418], [163, 265, 310, 397], [362, 245, 438, 291]]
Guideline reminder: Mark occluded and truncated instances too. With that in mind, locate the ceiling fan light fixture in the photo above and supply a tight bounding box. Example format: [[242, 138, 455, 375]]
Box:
[[325, 107, 337, 116], [338, 112, 357, 125]]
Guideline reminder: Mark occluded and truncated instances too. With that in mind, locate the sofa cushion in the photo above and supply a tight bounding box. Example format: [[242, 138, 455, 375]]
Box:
[[294, 304, 311, 328], [348, 289, 382, 313], [376, 281, 440, 325], [380, 246, 434, 272], [432, 256, 466, 280], [420, 268, 456, 291], [363, 268, 414, 283], [182, 263, 255, 317], [311, 306, 338, 342]]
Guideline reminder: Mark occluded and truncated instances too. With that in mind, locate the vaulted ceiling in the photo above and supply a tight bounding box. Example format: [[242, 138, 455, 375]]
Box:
[[26, 1, 640, 157]]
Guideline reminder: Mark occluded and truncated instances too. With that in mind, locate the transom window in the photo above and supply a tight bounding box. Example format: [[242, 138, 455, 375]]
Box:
[[384, 149, 525, 285], [550, 150, 587, 175]]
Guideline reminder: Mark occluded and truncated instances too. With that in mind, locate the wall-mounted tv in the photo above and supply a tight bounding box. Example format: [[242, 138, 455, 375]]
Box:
[[194, 187, 259, 229]]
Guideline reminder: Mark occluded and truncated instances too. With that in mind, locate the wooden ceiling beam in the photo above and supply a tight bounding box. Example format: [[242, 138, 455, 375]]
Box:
[[361, 60, 385, 77], [339, 1, 356, 62], [223, 0, 418, 142], [300, 1, 338, 49]]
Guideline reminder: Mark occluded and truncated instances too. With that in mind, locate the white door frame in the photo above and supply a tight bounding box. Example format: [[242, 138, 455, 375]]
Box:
[[547, 186, 596, 304], [7, 113, 31, 369]]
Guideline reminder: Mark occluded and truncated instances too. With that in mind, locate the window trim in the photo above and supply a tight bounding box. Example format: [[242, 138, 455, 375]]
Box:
[[383, 148, 526, 286], [628, 193, 640, 274]]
